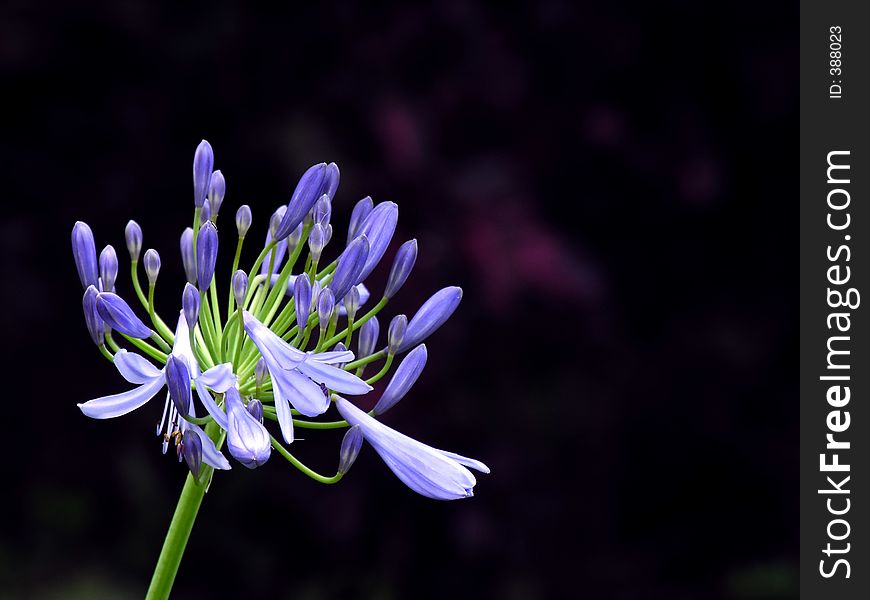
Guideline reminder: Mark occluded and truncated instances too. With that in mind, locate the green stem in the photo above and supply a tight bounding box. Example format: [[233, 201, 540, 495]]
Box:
[[144, 474, 205, 600]]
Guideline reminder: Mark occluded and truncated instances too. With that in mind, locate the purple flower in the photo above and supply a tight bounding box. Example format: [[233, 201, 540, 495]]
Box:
[[125, 220, 143, 261], [143, 249, 161, 285], [243, 311, 371, 443], [193, 140, 214, 207], [308, 223, 327, 263], [182, 283, 200, 330], [384, 239, 417, 299], [99, 245, 118, 292], [165, 355, 192, 416], [335, 397, 489, 500], [71, 221, 98, 289], [208, 170, 226, 217], [322, 162, 340, 201], [262, 206, 289, 276], [338, 425, 363, 474], [355, 202, 398, 282], [328, 235, 369, 302], [232, 270, 248, 307], [373, 344, 427, 415], [293, 273, 312, 330], [182, 429, 203, 477], [358, 315, 379, 358], [247, 398, 264, 424], [96, 292, 152, 338], [398, 287, 462, 353], [347, 196, 373, 243], [225, 387, 271, 469], [196, 221, 218, 292], [273, 163, 327, 240], [82, 285, 104, 346], [236, 205, 252, 238], [317, 288, 335, 331], [312, 194, 332, 227], [344, 286, 361, 320], [180, 227, 197, 285], [387, 315, 407, 355]]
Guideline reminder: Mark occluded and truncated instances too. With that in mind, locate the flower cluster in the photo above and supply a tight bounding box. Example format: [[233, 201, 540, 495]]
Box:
[[72, 140, 488, 500]]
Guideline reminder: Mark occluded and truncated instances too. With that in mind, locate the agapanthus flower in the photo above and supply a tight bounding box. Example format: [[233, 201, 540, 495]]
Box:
[[72, 139, 487, 501]]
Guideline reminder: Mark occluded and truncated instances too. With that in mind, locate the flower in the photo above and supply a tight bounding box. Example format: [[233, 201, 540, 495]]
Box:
[[71, 221, 98, 289], [335, 397, 489, 500], [225, 387, 271, 468], [373, 344, 427, 416]]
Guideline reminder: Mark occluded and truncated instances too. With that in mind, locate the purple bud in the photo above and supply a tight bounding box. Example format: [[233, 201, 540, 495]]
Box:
[[344, 286, 361, 320], [99, 245, 118, 292], [274, 163, 327, 240], [225, 387, 271, 468], [182, 282, 200, 330], [322, 162, 340, 200], [294, 273, 312, 330], [180, 227, 197, 285], [358, 315, 379, 358], [373, 344, 428, 415], [71, 221, 98, 289], [308, 223, 327, 263], [317, 288, 335, 330], [182, 429, 203, 477], [199, 199, 211, 224], [269, 205, 286, 239], [312, 194, 332, 227], [82, 285, 104, 345], [165, 355, 191, 417], [347, 196, 374, 243], [338, 425, 364, 474], [328, 235, 369, 301], [95, 292, 152, 338], [193, 140, 214, 207], [385, 239, 417, 299], [247, 399, 264, 424], [196, 221, 218, 292], [333, 341, 347, 353], [208, 170, 226, 217], [125, 220, 143, 261], [143, 249, 161, 285], [387, 314, 407, 355], [355, 202, 398, 282], [255, 357, 267, 389], [232, 270, 248, 307], [236, 204, 252, 237], [399, 287, 462, 352], [287, 222, 304, 248]]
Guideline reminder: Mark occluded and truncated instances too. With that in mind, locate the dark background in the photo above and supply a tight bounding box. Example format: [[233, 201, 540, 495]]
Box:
[[0, 1, 797, 599]]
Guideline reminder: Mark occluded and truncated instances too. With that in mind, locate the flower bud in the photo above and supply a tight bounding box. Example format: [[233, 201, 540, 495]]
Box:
[[99, 245, 118, 292], [322, 162, 340, 201], [312, 194, 331, 227], [235, 204, 252, 237], [232, 269, 248, 307], [182, 282, 200, 330], [399, 286, 463, 353], [182, 429, 203, 478], [338, 425, 363, 474], [317, 288, 335, 331], [274, 163, 327, 240], [125, 220, 143, 261], [373, 344, 428, 415], [71, 221, 98, 289], [347, 196, 373, 243], [143, 249, 161, 285], [193, 139, 214, 207], [358, 315, 379, 358], [95, 292, 152, 338], [385, 239, 417, 299], [165, 355, 191, 416], [247, 399, 264, 424], [356, 202, 398, 282], [328, 235, 369, 302], [308, 223, 327, 264], [82, 285, 104, 345], [208, 169, 226, 217], [287, 222, 304, 248], [293, 273, 312, 330], [255, 357, 267, 389], [344, 286, 361, 321], [196, 221, 218, 292], [225, 387, 271, 468], [269, 205, 286, 239], [199, 199, 211, 224], [180, 227, 196, 285], [387, 314, 407, 355]]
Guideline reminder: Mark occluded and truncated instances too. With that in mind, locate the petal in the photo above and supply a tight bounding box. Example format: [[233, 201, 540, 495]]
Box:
[[272, 384, 295, 444], [78, 376, 166, 419], [170, 313, 201, 377], [186, 422, 231, 470], [310, 350, 356, 364], [194, 379, 228, 430], [198, 363, 236, 392], [270, 367, 330, 417], [296, 359, 372, 395], [243, 311, 306, 368], [113, 350, 163, 384], [436, 449, 491, 474]]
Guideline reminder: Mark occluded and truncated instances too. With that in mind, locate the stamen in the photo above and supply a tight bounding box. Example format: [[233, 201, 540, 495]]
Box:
[[156, 392, 171, 436]]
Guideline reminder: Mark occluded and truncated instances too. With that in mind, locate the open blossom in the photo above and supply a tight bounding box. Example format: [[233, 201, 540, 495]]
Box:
[[72, 139, 487, 498]]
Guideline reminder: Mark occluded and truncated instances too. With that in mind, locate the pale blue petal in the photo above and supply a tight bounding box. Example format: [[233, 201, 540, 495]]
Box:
[[170, 313, 201, 377], [270, 367, 330, 416], [243, 311, 306, 368], [198, 363, 236, 392], [436, 449, 491, 474], [194, 379, 228, 429], [272, 384, 295, 444], [310, 350, 356, 364], [78, 376, 166, 419], [113, 350, 163, 384], [296, 359, 372, 395]]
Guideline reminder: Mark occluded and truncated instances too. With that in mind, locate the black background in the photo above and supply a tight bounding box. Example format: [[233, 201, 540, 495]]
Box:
[[1, 1, 797, 598]]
